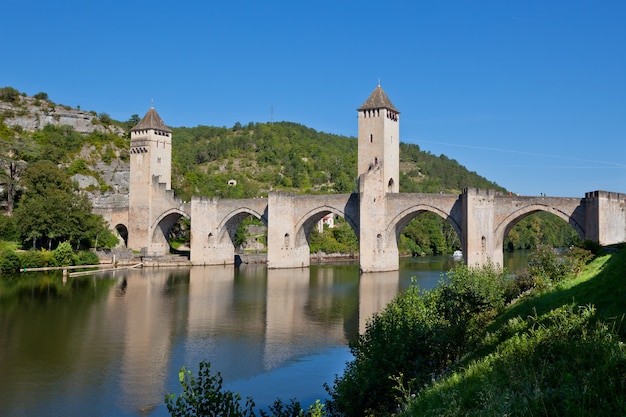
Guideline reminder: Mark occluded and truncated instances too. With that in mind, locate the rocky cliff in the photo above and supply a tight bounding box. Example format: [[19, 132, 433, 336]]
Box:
[[1, 92, 129, 209], [0, 95, 124, 135]]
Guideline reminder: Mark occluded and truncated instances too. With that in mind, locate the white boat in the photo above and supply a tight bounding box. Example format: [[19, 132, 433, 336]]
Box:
[[452, 250, 463, 259]]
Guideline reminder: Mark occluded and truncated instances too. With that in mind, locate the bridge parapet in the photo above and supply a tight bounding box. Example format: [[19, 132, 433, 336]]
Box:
[[586, 190, 626, 201]]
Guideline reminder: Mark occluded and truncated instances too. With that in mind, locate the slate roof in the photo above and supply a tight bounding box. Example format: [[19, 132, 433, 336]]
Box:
[[357, 85, 399, 112], [131, 107, 172, 133]]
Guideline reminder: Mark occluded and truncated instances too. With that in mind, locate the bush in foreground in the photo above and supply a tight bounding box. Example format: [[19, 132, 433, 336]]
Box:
[[404, 304, 626, 416], [325, 262, 514, 416], [166, 361, 327, 417]]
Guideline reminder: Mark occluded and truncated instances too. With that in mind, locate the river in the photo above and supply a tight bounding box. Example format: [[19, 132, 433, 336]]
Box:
[[0, 253, 528, 416]]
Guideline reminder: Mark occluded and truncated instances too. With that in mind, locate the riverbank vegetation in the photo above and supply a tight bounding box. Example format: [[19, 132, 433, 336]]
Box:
[[164, 242, 625, 416]]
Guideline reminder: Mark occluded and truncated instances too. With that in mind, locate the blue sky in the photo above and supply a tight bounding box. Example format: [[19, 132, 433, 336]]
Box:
[[3, 1, 625, 197]]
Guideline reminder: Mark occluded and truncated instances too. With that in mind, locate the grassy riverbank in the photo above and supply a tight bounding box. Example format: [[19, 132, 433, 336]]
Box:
[[163, 245, 625, 417], [400, 244, 626, 416]]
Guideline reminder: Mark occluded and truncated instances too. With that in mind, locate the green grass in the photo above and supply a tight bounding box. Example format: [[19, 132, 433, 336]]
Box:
[[493, 245, 626, 338], [401, 244, 626, 417]]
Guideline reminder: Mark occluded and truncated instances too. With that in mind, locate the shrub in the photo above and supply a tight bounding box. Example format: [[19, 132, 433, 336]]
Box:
[[0, 249, 21, 273], [166, 361, 255, 417], [20, 250, 47, 269], [166, 361, 327, 417], [52, 241, 75, 266], [68, 158, 91, 175], [33, 92, 49, 100], [326, 263, 512, 416], [76, 250, 99, 266], [326, 285, 447, 416], [0, 87, 20, 103]]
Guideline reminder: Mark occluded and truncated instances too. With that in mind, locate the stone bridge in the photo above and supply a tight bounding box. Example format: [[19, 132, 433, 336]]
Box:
[[99, 155, 626, 272], [147, 181, 625, 271], [100, 90, 626, 272]]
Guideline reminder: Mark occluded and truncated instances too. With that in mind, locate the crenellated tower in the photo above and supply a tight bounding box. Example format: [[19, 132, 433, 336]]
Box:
[[358, 84, 401, 272], [357, 83, 400, 193], [128, 107, 173, 252]]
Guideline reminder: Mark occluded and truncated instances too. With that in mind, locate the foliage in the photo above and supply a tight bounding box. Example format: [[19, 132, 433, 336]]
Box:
[[0, 120, 40, 214], [169, 217, 191, 248], [76, 250, 99, 266], [404, 304, 626, 417], [170, 122, 503, 202], [398, 212, 460, 256], [309, 217, 358, 254], [398, 143, 504, 194], [234, 218, 250, 248], [53, 241, 75, 266], [514, 243, 594, 291], [19, 250, 51, 269], [13, 161, 115, 250], [325, 263, 514, 417], [393, 245, 626, 416], [505, 211, 580, 251], [33, 92, 49, 101], [166, 361, 327, 417], [323, 245, 623, 417], [0, 87, 20, 103], [0, 216, 18, 241], [166, 361, 256, 417], [32, 124, 84, 163], [0, 249, 21, 274]]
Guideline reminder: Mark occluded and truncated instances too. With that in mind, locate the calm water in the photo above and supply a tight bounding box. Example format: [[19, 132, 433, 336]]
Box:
[[0, 254, 526, 417]]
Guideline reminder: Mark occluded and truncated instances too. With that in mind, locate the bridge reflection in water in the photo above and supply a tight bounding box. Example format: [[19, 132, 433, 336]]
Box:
[[0, 257, 463, 417], [114, 260, 459, 414]]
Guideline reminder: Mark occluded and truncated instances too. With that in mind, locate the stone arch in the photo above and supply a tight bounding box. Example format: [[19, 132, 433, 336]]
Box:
[[386, 204, 463, 248], [293, 205, 359, 249], [493, 204, 585, 250], [216, 207, 267, 246], [114, 224, 129, 247], [150, 208, 190, 250]]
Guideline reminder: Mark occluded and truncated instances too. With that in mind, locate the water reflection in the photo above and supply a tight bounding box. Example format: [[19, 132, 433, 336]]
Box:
[[0, 254, 527, 417]]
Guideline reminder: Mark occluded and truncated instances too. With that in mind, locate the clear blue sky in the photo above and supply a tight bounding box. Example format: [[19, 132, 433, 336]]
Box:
[[3, 1, 625, 197]]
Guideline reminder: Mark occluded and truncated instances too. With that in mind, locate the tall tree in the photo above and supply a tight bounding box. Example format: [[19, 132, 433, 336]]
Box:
[[0, 122, 40, 214], [13, 161, 115, 249]]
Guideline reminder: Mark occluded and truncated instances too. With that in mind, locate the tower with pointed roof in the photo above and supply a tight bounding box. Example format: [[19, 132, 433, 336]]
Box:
[[357, 83, 400, 193], [128, 107, 173, 252], [130, 107, 173, 190]]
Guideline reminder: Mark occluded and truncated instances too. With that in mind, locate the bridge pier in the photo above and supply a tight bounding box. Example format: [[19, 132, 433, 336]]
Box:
[[266, 193, 311, 269], [190, 197, 238, 266], [463, 188, 503, 268], [358, 167, 399, 273], [584, 191, 626, 245]]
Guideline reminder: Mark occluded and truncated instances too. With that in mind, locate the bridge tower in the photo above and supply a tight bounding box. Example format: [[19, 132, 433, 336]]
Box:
[[357, 83, 400, 192], [127, 107, 173, 252], [358, 84, 401, 272]]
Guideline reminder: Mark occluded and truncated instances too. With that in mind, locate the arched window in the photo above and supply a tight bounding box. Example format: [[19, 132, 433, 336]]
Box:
[[284, 233, 290, 247], [388, 178, 394, 192]]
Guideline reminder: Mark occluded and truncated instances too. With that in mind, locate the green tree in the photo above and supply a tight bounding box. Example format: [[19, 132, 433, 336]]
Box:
[[0, 122, 40, 214], [13, 161, 114, 250]]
